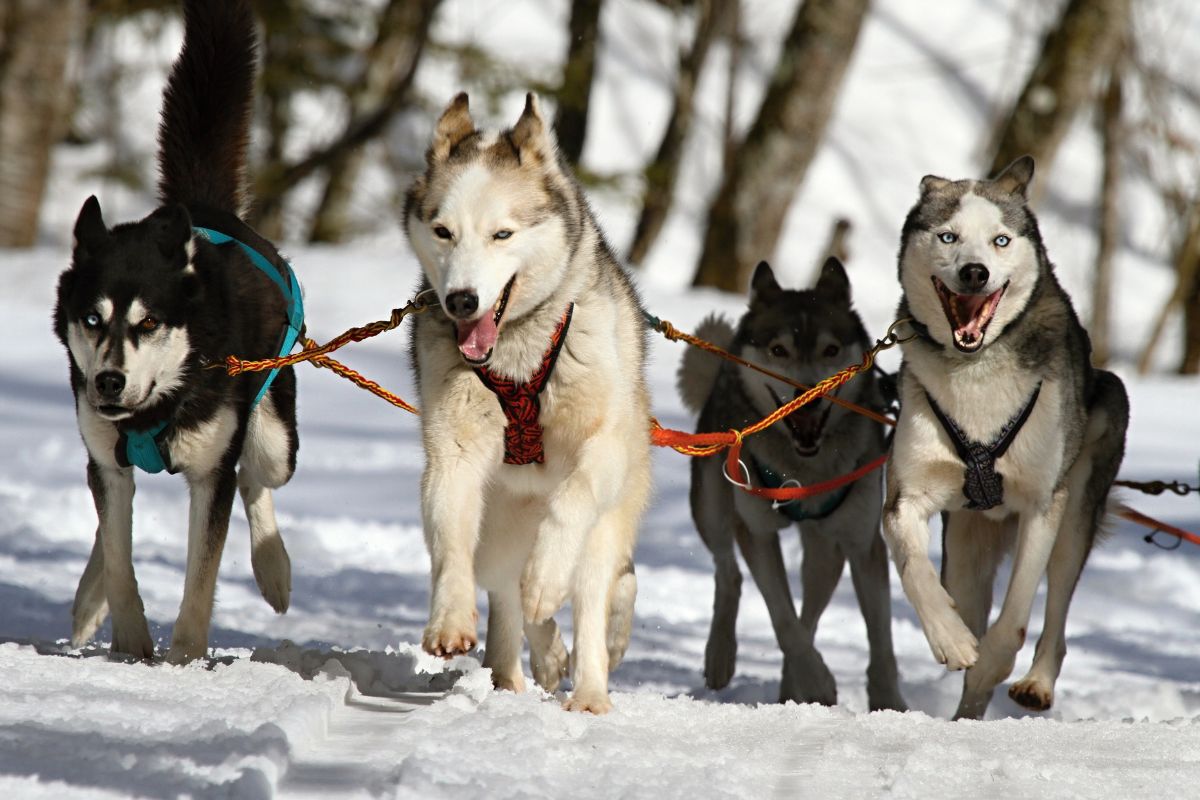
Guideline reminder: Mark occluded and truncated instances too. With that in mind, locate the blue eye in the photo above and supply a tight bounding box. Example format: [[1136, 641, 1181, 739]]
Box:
[[938, 231, 957, 244], [83, 312, 101, 329], [493, 230, 513, 241], [994, 234, 1011, 247]]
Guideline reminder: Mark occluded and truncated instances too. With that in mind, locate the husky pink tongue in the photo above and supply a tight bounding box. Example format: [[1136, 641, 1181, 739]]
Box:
[[953, 294, 989, 338], [457, 314, 498, 361]]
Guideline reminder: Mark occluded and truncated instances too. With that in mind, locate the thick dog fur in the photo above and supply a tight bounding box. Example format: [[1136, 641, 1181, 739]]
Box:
[[679, 259, 905, 710], [54, 0, 297, 664], [404, 93, 651, 713], [883, 156, 1129, 718]]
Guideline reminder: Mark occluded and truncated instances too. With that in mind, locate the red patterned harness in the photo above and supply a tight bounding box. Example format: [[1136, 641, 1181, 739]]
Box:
[[474, 305, 574, 465]]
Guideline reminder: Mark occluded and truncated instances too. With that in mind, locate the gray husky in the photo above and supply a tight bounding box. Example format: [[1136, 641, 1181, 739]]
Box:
[[404, 93, 650, 713], [679, 259, 906, 710], [884, 156, 1129, 719]]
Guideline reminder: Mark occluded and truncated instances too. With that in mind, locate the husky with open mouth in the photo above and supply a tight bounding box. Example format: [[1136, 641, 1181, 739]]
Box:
[[678, 259, 905, 710], [53, 0, 299, 664], [404, 93, 651, 713], [884, 156, 1129, 718]]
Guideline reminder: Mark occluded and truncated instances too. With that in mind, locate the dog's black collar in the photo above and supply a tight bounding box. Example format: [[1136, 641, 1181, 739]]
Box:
[[925, 382, 1042, 510], [751, 456, 851, 522]]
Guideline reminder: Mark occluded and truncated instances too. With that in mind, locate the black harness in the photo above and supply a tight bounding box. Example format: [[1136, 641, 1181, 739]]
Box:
[[925, 383, 1042, 511]]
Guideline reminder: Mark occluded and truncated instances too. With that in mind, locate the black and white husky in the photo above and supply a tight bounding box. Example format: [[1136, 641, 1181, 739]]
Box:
[[678, 259, 906, 711], [53, 0, 300, 664], [884, 156, 1129, 718]]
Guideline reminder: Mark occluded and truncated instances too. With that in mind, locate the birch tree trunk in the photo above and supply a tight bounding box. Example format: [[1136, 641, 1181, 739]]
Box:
[[692, 0, 870, 292], [0, 0, 87, 247]]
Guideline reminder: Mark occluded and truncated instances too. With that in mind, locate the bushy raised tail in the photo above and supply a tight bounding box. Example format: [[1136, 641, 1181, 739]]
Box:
[[157, 0, 256, 215], [677, 314, 734, 414]]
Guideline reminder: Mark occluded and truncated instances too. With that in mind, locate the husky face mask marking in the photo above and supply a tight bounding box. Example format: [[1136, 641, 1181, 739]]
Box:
[[406, 93, 578, 365], [900, 156, 1040, 353], [738, 260, 867, 457], [59, 197, 197, 419]]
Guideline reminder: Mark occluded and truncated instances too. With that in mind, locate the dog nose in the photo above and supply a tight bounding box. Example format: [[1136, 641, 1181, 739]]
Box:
[[958, 263, 990, 292], [95, 371, 126, 400], [444, 290, 479, 319]]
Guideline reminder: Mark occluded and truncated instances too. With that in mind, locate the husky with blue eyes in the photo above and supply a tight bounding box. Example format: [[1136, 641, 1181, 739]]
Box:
[[53, 0, 299, 664], [884, 156, 1129, 719]]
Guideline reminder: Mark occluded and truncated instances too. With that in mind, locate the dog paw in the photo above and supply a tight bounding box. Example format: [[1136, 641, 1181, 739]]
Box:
[[780, 652, 837, 706], [109, 616, 155, 661], [530, 633, 569, 692], [520, 560, 570, 624], [491, 671, 527, 694], [252, 535, 291, 614], [923, 610, 978, 670], [1009, 677, 1053, 711], [562, 688, 613, 715], [703, 634, 737, 690], [164, 639, 207, 666], [422, 608, 478, 658]]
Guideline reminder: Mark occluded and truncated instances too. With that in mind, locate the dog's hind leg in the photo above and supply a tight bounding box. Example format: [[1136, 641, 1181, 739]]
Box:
[[798, 527, 845, 639], [735, 523, 836, 706], [1010, 374, 1127, 711], [526, 617, 568, 692], [606, 560, 637, 670], [692, 464, 741, 690], [847, 532, 908, 712], [238, 473, 290, 614], [71, 527, 110, 646], [88, 460, 154, 659], [483, 587, 527, 693]]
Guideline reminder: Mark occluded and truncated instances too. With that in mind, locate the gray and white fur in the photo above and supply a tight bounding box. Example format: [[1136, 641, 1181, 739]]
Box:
[[679, 259, 906, 710], [884, 156, 1129, 719]]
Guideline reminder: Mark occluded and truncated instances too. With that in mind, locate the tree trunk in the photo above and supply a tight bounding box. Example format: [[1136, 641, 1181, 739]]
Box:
[[1136, 200, 1200, 375], [1090, 61, 1122, 367], [0, 0, 87, 247], [626, 0, 721, 266], [1177, 206, 1200, 374], [554, 0, 603, 165], [692, 0, 870, 292], [308, 0, 440, 243], [987, 0, 1129, 179]]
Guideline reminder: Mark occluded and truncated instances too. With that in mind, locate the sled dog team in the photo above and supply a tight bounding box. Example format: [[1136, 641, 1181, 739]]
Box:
[[53, 0, 1127, 720]]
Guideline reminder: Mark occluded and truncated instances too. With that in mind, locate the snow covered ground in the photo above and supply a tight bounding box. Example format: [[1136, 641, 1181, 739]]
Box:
[[2, 0, 1200, 797]]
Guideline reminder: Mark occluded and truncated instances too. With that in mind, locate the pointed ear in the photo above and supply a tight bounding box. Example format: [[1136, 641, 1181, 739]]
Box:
[[510, 92, 557, 164], [429, 92, 475, 163], [72, 196, 108, 259], [815, 256, 850, 304], [749, 261, 781, 303], [919, 175, 951, 195], [991, 155, 1035, 197], [146, 204, 193, 264]]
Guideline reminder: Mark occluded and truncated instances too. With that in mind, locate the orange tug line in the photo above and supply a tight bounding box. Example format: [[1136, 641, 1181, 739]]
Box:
[[215, 298, 1199, 547]]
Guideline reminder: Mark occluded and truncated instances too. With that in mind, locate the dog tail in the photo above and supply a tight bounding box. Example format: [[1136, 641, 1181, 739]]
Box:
[[677, 314, 734, 414], [157, 0, 256, 215]]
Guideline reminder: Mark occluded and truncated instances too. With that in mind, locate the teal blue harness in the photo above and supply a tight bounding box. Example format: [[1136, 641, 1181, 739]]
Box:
[[752, 457, 851, 522], [116, 226, 303, 474]]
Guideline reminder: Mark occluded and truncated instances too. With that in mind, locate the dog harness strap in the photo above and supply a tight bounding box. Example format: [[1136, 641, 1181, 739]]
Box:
[[475, 305, 574, 466], [116, 421, 173, 474], [925, 382, 1042, 511], [753, 457, 851, 522], [192, 226, 305, 410]]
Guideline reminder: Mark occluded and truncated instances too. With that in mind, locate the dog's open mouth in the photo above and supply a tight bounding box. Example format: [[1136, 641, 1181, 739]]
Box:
[[456, 276, 516, 365], [768, 385, 830, 457], [932, 276, 1007, 353], [97, 404, 131, 420]]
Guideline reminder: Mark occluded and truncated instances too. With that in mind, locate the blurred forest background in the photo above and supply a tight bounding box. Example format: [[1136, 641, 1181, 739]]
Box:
[[0, 0, 1198, 372]]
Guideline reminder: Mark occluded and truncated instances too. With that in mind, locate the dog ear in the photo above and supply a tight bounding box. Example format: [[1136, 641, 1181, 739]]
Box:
[[72, 196, 108, 261], [750, 261, 781, 303], [991, 155, 1035, 197], [145, 204, 194, 265], [815, 256, 850, 303], [510, 93, 558, 165], [919, 175, 951, 195], [429, 92, 475, 163]]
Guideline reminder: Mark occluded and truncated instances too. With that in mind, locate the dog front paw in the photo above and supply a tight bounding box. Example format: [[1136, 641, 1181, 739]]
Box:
[[164, 638, 207, 665], [923, 609, 978, 670], [422, 608, 478, 658], [109, 613, 155, 661], [562, 687, 612, 715], [1009, 677, 1053, 711], [520, 559, 570, 624]]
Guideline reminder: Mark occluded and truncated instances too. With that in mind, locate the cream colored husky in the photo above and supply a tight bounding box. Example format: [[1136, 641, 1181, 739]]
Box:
[[403, 93, 651, 713]]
